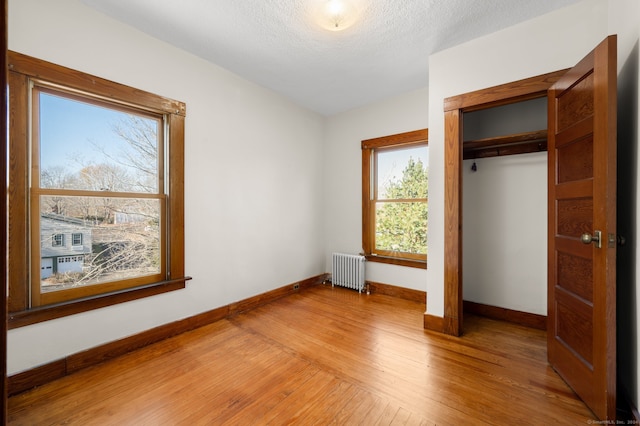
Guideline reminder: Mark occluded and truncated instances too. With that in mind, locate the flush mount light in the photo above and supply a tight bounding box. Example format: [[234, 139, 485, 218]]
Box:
[[318, 0, 356, 31]]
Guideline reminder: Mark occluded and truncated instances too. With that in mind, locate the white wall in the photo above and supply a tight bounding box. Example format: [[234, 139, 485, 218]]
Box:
[[426, 0, 609, 317], [8, 0, 326, 374], [608, 0, 640, 411], [323, 87, 429, 291], [463, 153, 548, 315]]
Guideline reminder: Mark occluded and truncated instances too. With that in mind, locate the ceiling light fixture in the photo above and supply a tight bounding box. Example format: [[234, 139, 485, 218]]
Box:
[[319, 0, 355, 31], [326, 0, 345, 28]]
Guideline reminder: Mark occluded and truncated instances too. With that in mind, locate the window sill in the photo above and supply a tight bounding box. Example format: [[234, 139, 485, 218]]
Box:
[[8, 277, 192, 329], [364, 255, 427, 269]]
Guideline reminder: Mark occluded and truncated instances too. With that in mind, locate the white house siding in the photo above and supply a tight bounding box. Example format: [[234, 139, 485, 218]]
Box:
[[40, 215, 92, 277]]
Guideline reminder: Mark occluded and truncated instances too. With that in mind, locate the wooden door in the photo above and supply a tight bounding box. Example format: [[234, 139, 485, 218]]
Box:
[[547, 35, 617, 420]]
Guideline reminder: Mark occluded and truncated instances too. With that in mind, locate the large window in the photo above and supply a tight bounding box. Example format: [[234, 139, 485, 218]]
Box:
[[362, 129, 428, 268], [8, 51, 189, 327]]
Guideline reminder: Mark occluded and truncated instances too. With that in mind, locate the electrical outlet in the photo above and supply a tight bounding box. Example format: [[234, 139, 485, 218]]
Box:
[[293, 283, 300, 290]]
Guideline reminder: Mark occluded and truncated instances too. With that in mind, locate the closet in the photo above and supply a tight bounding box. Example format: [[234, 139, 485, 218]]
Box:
[[438, 69, 566, 337], [461, 98, 549, 321]]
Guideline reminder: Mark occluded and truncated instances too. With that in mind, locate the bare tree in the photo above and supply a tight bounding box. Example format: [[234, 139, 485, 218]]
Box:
[[104, 114, 159, 193], [40, 166, 76, 214]]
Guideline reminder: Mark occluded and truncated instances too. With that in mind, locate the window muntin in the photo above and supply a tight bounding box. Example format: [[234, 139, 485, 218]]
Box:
[[362, 130, 428, 268]]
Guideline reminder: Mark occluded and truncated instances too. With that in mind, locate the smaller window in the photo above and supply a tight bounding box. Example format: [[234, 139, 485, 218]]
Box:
[[362, 129, 428, 269], [72, 233, 83, 246], [52, 234, 64, 247]]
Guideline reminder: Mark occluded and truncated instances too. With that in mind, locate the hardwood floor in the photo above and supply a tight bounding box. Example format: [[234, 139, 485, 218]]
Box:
[[8, 285, 596, 425]]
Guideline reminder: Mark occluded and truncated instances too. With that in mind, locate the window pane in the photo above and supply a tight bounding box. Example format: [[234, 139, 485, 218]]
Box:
[[39, 91, 161, 193], [376, 146, 428, 200], [52, 234, 64, 247], [72, 233, 82, 246], [39, 195, 161, 293], [375, 201, 427, 255]]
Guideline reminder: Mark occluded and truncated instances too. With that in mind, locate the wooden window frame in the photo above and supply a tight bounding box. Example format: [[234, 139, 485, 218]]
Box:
[[8, 51, 190, 328], [361, 129, 428, 269]]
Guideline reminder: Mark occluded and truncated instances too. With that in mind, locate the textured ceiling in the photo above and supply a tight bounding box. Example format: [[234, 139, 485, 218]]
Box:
[[81, 0, 582, 116]]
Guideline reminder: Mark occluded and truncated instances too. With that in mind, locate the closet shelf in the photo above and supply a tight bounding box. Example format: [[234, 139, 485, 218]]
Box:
[[463, 129, 547, 160]]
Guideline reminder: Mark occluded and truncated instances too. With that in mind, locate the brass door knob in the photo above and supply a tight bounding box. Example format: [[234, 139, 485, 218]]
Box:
[[581, 230, 602, 248]]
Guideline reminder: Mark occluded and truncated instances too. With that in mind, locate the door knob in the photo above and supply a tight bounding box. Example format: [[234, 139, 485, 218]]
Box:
[[606, 233, 626, 248], [581, 230, 602, 249]]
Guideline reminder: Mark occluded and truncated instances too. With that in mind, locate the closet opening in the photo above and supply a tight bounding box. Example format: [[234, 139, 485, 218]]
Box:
[[462, 97, 548, 330], [436, 69, 567, 336]]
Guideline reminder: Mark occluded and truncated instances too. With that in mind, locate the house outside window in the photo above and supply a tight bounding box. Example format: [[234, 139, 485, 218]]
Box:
[[361, 129, 428, 269], [8, 51, 189, 326]]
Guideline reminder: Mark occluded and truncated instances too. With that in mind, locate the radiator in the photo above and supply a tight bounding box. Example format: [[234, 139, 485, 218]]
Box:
[[331, 253, 366, 293]]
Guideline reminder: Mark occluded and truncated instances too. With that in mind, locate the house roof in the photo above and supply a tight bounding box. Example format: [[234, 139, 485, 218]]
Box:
[[41, 212, 92, 227]]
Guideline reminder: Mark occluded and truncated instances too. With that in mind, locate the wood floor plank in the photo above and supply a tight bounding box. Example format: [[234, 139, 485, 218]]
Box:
[[376, 403, 401, 425], [8, 285, 597, 424], [261, 369, 339, 424]]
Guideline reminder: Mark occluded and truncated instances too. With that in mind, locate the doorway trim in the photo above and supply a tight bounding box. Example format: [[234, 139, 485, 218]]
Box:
[[431, 69, 568, 336]]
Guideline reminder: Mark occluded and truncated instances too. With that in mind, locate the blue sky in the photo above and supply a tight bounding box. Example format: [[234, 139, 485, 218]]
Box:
[[377, 145, 429, 196], [39, 92, 148, 175]]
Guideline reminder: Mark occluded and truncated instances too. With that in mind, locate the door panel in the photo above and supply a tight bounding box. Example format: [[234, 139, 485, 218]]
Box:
[[557, 251, 592, 302], [556, 73, 594, 130], [556, 288, 593, 364], [557, 134, 593, 182], [557, 198, 593, 235], [547, 35, 617, 420]]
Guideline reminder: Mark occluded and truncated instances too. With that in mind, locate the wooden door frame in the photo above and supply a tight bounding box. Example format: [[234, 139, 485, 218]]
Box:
[[2, 0, 8, 420], [437, 69, 568, 336]]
